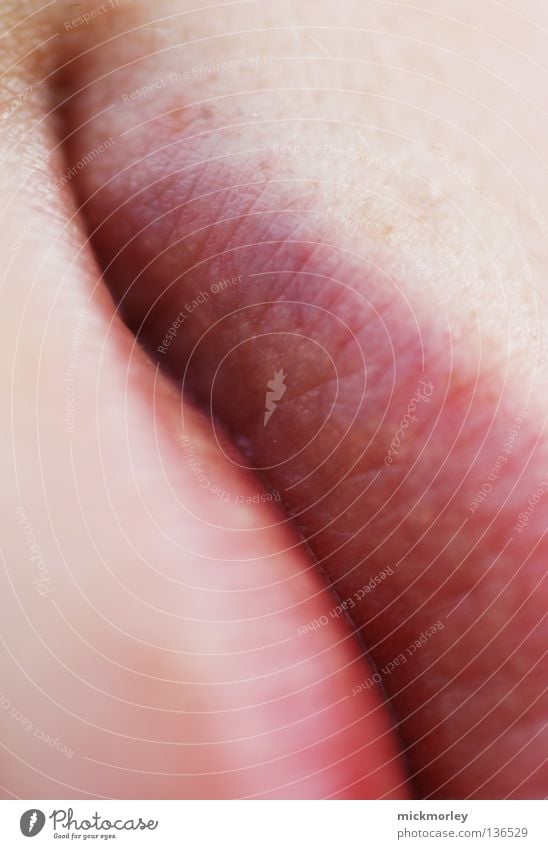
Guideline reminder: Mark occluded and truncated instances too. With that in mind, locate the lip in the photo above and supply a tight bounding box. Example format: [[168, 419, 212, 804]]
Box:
[[59, 103, 548, 798]]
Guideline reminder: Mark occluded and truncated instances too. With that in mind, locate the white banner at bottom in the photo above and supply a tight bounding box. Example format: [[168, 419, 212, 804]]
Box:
[[0, 799, 545, 848]]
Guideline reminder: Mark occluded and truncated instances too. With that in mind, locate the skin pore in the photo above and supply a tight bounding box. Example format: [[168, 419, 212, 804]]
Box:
[[0, 0, 546, 799]]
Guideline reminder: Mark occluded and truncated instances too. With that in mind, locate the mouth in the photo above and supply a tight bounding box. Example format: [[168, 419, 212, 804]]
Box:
[[53, 58, 548, 799]]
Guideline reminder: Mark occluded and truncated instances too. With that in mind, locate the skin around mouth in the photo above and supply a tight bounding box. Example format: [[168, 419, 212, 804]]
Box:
[[53, 98, 548, 798], [31, 0, 546, 798]]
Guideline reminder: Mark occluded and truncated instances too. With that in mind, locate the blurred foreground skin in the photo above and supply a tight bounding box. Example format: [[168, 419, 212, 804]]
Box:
[[0, 0, 546, 799]]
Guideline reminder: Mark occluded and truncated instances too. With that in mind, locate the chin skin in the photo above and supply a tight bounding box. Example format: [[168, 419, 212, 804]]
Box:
[[0, 213, 409, 800]]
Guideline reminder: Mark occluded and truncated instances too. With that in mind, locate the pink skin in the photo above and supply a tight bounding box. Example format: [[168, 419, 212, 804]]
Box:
[[0, 6, 410, 800], [1, 196, 407, 800], [55, 63, 548, 798], [0, 0, 546, 800]]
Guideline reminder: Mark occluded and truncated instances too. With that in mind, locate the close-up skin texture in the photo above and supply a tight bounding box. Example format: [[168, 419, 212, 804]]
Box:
[[0, 0, 546, 800]]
